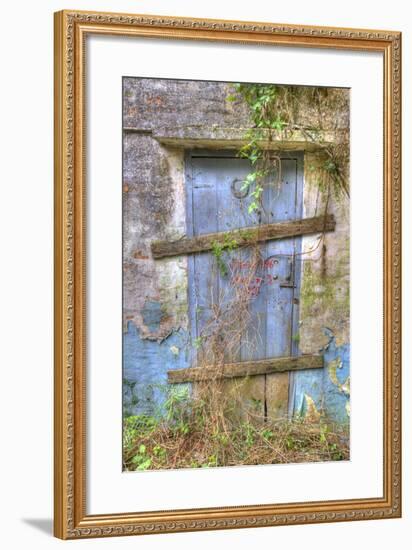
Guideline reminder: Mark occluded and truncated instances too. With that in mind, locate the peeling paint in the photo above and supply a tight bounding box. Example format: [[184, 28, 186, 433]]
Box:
[[123, 134, 188, 341], [142, 300, 164, 333], [291, 329, 350, 424], [328, 357, 350, 397], [123, 321, 190, 416], [304, 394, 321, 422]]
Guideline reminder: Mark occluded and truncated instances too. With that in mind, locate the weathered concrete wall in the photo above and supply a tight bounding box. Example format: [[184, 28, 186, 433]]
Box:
[[123, 78, 251, 130], [291, 149, 350, 423], [123, 77, 350, 423], [123, 78, 252, 342], [123, 136, 187, 341]]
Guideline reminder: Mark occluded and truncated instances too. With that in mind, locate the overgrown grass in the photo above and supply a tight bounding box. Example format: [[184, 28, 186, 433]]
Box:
[[123, 386, 349, 471]]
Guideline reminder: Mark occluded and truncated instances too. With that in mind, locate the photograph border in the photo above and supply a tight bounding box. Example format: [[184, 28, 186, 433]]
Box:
[[54, 9, 401, 539]]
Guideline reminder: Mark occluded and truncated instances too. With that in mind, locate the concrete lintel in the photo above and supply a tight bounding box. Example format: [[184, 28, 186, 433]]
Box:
[[151, 126, 339, 151]]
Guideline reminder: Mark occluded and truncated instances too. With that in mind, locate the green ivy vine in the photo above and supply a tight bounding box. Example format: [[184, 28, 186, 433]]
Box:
[[226, 83, 349, 215]]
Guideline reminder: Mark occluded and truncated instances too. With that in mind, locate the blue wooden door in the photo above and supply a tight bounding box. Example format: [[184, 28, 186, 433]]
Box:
[[186, 151, 303, 420]]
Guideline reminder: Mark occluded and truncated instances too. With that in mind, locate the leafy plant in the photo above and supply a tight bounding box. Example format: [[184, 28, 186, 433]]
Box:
[[211, 234, 239, 276], [131, 444, 152, 471], [262, 429, 274, 441], [226, 82, 350, 212], [164, 385, 192, 435], [153, 445, 167, 461], [192, 336, 203, 349]]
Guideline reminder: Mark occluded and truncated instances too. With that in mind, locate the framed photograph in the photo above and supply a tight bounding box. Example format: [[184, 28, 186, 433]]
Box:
[[54, 9, 402, 539]]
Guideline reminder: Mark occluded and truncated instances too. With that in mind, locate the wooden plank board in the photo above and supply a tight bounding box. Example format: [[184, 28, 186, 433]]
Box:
[[168, 355, 323, 384], [151, 214, 335, 259]]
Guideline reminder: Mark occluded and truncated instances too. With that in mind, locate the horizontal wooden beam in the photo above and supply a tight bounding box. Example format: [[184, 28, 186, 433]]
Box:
[[152, 215, 335, 259], [168, 354, 323, 384]]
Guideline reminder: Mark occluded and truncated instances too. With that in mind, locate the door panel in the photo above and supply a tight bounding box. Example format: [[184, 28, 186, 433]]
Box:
[[186, 151, 303, 420]]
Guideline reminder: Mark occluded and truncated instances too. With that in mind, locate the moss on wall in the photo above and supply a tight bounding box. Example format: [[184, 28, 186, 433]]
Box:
[[301, 255, 349, 316]]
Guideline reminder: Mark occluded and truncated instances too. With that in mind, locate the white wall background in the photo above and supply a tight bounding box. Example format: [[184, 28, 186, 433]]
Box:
[[0, 0, 409, 548]]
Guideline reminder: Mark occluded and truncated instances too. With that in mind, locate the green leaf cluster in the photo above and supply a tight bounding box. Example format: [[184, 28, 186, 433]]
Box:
[[211, 234, 239, 276], [226, 83, 350, 206]]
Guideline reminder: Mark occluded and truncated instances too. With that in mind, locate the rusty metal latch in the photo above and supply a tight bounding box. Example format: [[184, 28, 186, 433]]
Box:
[[280, 258, 296, 289]]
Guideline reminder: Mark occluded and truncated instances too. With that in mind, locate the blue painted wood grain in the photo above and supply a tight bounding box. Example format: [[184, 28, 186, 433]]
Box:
[[264, 158, 302, 417], [187, 154, 251, 364]]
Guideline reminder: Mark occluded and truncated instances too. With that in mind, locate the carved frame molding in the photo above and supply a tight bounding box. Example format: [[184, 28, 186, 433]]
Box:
[[54, 10, 401, 539]]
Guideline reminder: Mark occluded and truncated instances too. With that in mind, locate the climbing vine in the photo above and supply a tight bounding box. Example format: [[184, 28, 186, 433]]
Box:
[[227, 83, 350, 215]]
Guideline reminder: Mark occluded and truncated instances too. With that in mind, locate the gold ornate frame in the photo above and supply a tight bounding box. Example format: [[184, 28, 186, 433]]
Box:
[[54, 9, 402, 540]]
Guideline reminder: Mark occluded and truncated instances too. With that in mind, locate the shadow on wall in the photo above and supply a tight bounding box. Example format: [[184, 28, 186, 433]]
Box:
[[21, 518, 53, 536]]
